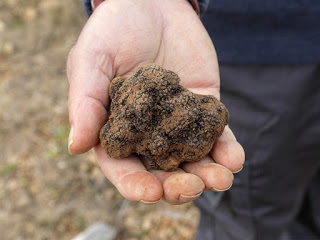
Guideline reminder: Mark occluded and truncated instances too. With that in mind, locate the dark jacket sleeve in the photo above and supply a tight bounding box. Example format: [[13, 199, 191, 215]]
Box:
[[82, 0, 92, 17], [82, 0, 210, 17], [198, 0, 210, 13]]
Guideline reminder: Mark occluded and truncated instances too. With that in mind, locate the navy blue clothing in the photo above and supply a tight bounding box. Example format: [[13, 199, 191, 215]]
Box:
[[82, 0, 92, 16], [202, 0, 320, 63]]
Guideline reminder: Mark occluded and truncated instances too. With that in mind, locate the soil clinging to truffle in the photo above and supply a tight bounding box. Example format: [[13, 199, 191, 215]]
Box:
[[100, 64, 229, 171]]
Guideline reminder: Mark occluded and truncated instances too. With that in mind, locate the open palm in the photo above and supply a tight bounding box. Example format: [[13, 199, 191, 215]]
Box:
[[67, 0, 244, 205]]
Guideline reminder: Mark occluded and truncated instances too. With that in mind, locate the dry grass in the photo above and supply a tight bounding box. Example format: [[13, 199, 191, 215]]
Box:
[[0, 1, 199, 239]]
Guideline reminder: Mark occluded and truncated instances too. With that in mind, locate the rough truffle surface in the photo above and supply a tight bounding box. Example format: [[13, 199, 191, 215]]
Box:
[[100, 64, 229, 171]]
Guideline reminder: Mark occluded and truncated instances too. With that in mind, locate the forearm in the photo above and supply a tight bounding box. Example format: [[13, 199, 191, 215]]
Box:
[[82, 0, 210, 16]]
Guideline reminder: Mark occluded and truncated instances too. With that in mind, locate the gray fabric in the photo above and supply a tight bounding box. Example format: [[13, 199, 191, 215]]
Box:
[[195, 63, 320, 240]]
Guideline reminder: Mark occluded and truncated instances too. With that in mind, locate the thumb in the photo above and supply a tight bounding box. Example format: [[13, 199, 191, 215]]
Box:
[[67, 32, 115, 154]]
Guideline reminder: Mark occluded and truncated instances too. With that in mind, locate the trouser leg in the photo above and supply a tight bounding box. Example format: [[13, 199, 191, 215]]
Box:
[[290, 170, 320, 240], [195, 63, 320, 240], [307, 171, 320, 236]]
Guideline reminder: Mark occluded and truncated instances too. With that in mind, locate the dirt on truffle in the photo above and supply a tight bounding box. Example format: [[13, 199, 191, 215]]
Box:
[[100, 64, 229, 171]]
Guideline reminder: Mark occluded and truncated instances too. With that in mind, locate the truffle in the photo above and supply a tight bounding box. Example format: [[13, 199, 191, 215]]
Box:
[[100, 64, 229, 171]]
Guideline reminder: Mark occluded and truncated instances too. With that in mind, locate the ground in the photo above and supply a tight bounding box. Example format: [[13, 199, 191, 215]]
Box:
[[0, 0, 199, 239]]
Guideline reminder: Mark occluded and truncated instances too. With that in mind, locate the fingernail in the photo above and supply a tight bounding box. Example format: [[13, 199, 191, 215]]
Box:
[[140, 199, 161, 205], [68, 125, 74, 154], [211, 183, 233, 192], [179, 191, 203, 202], [233, 165, 243, 173]]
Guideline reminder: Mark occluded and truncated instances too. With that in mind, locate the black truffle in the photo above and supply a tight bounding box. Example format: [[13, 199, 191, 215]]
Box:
[[100, 64, 229, 171]]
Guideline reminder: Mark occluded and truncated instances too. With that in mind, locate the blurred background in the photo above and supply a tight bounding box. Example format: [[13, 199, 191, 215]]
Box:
[[0, 0, 199, 239]]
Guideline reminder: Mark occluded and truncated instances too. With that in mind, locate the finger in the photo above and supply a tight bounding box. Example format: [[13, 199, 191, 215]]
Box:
[[93, 145, 163, 204], [150, 169, 205, 205], [182, 155, 234, 191], [67, 21, 115, 154], [211, 125, 245, 173]]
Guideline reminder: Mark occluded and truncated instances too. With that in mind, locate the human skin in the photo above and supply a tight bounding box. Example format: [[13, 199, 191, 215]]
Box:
[[67, 0, 245, 205]]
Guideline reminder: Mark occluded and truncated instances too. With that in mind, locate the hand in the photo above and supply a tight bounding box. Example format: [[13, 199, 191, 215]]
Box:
[[67, 0, 245, 205]]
